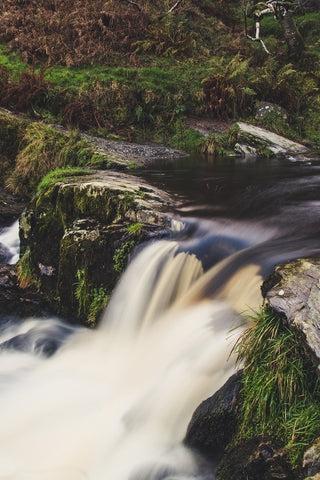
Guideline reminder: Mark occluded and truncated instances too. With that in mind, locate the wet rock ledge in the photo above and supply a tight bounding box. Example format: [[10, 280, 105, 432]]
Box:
[[20, 170, 173, 325]]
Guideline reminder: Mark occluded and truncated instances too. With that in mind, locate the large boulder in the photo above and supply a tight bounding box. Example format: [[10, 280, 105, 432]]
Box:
[[237, 122, 310, 159], [263, 258, 320, 369], [216, 437, 294, 480], [20, 170, 173, 324], [184, 371, 242, 459]]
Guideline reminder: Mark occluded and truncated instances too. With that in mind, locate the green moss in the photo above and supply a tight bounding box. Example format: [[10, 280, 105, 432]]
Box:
[[36, 167, 90, 196], [113, 240, 136, 274], [17, 248, 40, 290], [75, 268, 109, 327], [87, 288, 109, 328], [127, 223, 143, 236], [236, 307, 320, 467]]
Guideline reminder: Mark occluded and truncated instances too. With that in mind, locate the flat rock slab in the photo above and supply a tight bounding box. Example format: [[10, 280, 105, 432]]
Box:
[[237, 122, 309, 157], [264, 258, 320, 367]]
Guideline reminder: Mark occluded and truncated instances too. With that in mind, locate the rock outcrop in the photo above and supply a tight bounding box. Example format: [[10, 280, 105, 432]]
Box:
[[237, 122, 310, 160], [184, 371, 242, 459], [0, 264, 47, 317], [20, 170, 173, 324], [263, 258, 320, 369]]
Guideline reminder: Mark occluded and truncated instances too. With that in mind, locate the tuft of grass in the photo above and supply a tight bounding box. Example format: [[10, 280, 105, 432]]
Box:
[[236, 307, 320, 466], [6, 123, 96, 196]]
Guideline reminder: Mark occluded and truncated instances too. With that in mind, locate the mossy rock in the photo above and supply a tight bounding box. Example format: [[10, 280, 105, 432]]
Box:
[[20, 170, 171, 324]]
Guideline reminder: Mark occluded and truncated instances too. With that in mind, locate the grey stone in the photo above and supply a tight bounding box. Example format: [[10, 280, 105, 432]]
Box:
[[263, 258, 320, 369]]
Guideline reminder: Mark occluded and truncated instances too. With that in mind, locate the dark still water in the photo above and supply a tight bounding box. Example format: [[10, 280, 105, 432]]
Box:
[[138, 154, 320, 285]]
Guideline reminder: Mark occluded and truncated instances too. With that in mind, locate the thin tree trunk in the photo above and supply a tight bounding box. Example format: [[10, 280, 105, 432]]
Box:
[[279, 10, 304, 57]]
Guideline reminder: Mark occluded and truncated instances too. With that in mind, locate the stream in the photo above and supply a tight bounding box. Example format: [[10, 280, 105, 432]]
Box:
[[1, 154, 320, 479]]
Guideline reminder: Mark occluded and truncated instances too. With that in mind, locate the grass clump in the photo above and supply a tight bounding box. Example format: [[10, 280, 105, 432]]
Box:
[[236, 307, 320, 466], [6, 123, 97, 196]]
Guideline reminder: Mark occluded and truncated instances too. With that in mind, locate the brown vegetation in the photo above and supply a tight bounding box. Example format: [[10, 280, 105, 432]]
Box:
[[0, 0, 237, 66]]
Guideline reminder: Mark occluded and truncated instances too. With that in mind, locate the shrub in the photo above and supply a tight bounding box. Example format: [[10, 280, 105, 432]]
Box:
[[202, 56, 256, 118]]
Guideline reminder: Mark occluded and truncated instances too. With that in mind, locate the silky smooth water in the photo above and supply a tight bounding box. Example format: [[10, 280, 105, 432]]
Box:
[[1, 155, 320, 479]]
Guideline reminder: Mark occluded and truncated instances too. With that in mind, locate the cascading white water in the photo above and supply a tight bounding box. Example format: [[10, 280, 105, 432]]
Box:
[[0, 240, 250, 480], [0, 220, 20, 264]]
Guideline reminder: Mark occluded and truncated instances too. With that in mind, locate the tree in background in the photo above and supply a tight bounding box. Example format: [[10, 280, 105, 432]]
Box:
[[244, 0, 305, 56]]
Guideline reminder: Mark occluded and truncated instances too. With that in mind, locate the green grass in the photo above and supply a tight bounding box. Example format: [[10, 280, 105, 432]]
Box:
[[236, 307, 320, 466], [0, 44, 26, 78]]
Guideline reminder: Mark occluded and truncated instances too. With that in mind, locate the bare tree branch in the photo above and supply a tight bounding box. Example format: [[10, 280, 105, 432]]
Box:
[[167, 0, 183, 14]]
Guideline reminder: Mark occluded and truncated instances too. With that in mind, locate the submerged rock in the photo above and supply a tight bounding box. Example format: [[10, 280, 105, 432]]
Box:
[[20, 170, 173, 324], [184, 371, 242, 459], [263, 258, 320, 369], [216, 437, 294, 480]]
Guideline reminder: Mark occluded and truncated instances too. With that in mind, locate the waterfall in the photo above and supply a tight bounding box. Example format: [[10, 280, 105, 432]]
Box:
[[0, 240, 248, 480], [0, 220, 20, 264]]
